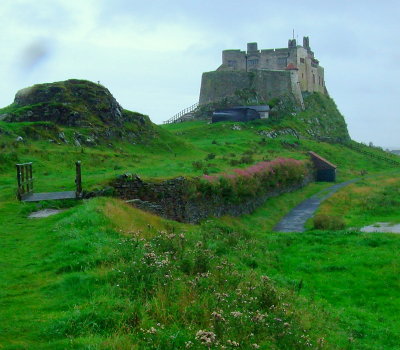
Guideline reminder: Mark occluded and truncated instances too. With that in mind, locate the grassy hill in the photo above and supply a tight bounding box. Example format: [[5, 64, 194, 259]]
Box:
[[0, 81, 400, 349]]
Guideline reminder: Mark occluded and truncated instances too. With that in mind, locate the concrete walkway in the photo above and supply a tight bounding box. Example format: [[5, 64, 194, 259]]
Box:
[[273, 179, 359, 232]]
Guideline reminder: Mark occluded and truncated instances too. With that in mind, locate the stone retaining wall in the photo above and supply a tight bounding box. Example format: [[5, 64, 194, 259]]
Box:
[[111, 171, 315, 224]]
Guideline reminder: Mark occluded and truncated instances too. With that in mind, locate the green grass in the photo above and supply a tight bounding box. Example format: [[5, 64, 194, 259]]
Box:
[[257, 230, 400, 350], [227, 181, 333, 232], [1, 93, 400, 349], [314, 174, 400, 229], [1, 196, 399, 349], [0, 198, 331, 349]]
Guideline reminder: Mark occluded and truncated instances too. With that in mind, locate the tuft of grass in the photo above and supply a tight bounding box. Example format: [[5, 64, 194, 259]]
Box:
[[313, 214, 345, 230]]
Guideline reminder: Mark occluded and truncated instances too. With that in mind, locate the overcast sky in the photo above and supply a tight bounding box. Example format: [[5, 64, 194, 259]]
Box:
[[1, 0, 399, 148]]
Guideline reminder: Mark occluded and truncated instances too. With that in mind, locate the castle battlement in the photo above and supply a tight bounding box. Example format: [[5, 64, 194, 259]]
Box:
[[218, 36, 326, 95]]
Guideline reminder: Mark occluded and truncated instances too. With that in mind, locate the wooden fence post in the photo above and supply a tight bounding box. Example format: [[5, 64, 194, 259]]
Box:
[[21, 164, 26, 194], [16, 164, 21, 200], [28, 163, 33, 193], [75, 161, 82, 198]]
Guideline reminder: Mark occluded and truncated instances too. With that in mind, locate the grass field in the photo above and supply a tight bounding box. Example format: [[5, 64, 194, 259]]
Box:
[[1, 104, 400, 349], [1, 195, 399, 349], [314, 174, 400, 229]]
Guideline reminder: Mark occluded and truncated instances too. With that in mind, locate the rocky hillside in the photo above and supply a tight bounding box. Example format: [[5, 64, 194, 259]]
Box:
[[0, 79, 156, 145], [192, 92, 350, 143], [291, 92, 350, 143]]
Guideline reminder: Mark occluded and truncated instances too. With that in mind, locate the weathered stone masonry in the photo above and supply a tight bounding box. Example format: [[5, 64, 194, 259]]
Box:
[[199, 36, 326, 109], [111, 171, 315, 224]]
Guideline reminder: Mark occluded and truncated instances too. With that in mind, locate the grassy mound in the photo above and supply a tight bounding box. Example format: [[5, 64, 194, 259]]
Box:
[[2, 79, 129, 127], [0, 79, 162, 146]]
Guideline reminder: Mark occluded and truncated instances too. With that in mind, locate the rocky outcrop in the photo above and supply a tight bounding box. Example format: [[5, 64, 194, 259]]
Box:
[[6, 79, 130, 127], [2, 79, 156, 144]]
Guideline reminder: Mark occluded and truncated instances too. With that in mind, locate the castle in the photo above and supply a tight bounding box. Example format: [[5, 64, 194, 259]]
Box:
[[199, 36, 327, 108]]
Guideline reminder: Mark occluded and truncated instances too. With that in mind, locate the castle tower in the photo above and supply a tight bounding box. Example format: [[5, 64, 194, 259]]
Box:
[[247, 42, 259, 52], [288, 39, 297, 48], [303, 36, 310, 51]]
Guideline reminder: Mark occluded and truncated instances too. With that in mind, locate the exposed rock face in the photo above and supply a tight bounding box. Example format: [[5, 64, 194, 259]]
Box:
[[4, 79, 145, 128], [2, 79, 155, 144]]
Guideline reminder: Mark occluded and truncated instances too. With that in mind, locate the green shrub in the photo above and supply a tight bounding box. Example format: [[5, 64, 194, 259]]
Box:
[[313, 214, 345, 230], [239, 155, 254, 164], [192, 160, 203, 170], [205, 153, 216, 160]]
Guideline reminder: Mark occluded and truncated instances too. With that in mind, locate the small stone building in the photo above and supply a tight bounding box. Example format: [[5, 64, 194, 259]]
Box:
[[246, 105, 270, 119], [308, 151, 337, 182], [212, 107, 260, 123]]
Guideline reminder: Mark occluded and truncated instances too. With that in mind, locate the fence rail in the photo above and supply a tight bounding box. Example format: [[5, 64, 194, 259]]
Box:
[[344, 142, 400, 166], [163, 102, 199, 124]]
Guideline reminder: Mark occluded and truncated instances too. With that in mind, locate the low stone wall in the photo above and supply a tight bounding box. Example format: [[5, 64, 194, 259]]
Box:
[[111, 171, 315, 224]]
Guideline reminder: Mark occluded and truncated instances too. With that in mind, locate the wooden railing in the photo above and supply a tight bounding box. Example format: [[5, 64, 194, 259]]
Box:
[[344, 142, 400, 166], [163, 102, 199, 124], [16, 162, 34, 200]]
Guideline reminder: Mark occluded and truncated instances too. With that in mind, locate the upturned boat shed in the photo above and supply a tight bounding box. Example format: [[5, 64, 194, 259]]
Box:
[[308, 151, 337, 182]]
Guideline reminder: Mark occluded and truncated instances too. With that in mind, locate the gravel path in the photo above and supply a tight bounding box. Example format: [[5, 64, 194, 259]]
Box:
[[273, 179, 359, 232], [28, 209, 65, 218]]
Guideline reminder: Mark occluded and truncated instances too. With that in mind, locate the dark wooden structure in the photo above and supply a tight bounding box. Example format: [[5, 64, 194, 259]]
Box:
[[212, 107, 260, 123], [16, 161, 83, 202], [308, 151, 337, 182]]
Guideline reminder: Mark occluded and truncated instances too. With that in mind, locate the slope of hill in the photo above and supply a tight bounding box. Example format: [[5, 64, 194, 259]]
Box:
[[0, 81, 400, 349]]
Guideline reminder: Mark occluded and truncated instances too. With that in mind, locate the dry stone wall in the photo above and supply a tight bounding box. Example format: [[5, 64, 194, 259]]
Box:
[[111, 171, 315, 224]]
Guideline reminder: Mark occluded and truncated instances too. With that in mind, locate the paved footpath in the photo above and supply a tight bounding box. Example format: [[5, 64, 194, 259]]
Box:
[[273, 179, 359, 232]]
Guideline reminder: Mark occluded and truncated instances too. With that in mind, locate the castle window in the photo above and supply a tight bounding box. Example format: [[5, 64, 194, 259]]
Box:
[[300, 58, 305, 63], [227, 60, 237, 67], [277, 57, 287, 66], [302, 73, 304, 78], [248, 59, 259, 66], [313, 74, 315, 84]]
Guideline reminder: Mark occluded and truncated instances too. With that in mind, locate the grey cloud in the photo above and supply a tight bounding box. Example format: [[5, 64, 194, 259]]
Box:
[[1, 0, 400, 148], [18, 39, 54, 73]]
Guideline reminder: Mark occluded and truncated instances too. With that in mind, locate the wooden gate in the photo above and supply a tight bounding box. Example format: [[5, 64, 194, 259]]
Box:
[[16, 162, 34, 200], [16, 161, 83, 202]]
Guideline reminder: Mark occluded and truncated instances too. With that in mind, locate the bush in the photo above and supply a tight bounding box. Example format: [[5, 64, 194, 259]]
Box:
[[205, 153, 216, 160], [201, 158, 310, 203], [192, 160, 204, 170], [313, 214, 345, 230], [240, 155, 254, 164], [229, 159, 240, 166]]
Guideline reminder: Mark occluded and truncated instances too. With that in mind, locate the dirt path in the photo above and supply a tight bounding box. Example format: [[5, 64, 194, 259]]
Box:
[[273, 179, 359, 232]]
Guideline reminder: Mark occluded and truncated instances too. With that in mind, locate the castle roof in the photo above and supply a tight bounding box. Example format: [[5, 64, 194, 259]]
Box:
[[285, 63, 298, 70], [308, 151, 337, 169]]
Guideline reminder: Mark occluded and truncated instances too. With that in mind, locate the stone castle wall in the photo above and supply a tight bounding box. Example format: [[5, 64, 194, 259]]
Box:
[[202, 37, 326, 106], [199, 70, 304, 107]]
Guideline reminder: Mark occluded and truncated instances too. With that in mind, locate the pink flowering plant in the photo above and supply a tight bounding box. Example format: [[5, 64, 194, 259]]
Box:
[[198, 158, 310, 203]]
